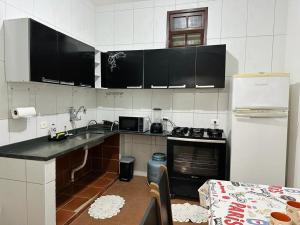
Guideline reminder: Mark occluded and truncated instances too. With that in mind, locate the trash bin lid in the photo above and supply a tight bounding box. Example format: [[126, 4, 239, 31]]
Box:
[[120, 156, 135, 163]]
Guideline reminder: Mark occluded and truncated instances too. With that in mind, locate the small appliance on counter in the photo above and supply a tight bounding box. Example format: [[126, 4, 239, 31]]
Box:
[[150, 108, 163, 134], [119, 116, 149, 133]]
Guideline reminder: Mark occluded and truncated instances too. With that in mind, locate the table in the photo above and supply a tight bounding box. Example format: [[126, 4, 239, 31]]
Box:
[[203, 180, 300, 225]]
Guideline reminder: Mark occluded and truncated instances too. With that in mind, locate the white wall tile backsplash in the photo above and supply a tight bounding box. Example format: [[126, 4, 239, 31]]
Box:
[[96, 78, 232, 135]]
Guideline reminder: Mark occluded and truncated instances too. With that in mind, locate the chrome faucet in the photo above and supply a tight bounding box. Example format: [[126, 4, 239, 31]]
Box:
[[69, 106, 86, 122], [86, 120, 97, 131]]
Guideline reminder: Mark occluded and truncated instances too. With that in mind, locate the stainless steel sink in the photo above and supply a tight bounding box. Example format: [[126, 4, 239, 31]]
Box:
[[73, 132, 100, 141]]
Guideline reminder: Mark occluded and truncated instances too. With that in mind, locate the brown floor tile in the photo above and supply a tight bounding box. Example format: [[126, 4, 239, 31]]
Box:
[[62, 197, 90, 212], [56, 209, 76, 225], [70, 176, 208, 225]]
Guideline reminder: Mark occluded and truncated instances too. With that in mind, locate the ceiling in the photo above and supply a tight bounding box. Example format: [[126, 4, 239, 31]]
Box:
[[92, 0, 146, 5]]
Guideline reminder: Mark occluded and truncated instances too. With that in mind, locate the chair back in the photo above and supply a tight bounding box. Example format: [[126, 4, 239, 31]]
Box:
[[149, 165, 173, 225], [139, 193, 162, 225]]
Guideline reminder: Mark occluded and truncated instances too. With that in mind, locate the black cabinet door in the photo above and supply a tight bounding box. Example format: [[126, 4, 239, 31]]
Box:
[[104, 50, 143, 88], [168, 47, 196, 88], [58, 33, 77, 86], [144, 49, 169, 89], [59, 33, 95, 88], [77, 42, 95, 88], [101, 52, 109, 88], [196, 45, 226, 88], [30, 19, 59, 84]]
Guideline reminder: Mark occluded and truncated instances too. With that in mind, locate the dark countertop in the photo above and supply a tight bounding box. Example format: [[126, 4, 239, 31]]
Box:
[[0, 126, 169, 161]]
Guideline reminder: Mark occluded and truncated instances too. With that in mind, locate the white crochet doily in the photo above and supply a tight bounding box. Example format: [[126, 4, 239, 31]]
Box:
[[172, 203, 208, 223], [88, 195, 125, 219]]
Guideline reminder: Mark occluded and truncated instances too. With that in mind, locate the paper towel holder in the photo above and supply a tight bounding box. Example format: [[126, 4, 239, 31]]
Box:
[[11, 107, 37, 119]]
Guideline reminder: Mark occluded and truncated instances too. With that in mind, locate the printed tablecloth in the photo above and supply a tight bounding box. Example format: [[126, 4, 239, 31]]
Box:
[[205, 180, 300, 225]]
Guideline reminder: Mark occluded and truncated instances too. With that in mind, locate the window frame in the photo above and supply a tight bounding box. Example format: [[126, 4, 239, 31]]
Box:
[[167, 7, 208, 48]]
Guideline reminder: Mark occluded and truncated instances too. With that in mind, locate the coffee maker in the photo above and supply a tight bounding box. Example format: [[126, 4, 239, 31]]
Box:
[[150, 108, 163, 134]]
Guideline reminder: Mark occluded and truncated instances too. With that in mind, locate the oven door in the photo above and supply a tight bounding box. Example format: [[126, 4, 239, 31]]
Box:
[[167, 137, 227, 198]]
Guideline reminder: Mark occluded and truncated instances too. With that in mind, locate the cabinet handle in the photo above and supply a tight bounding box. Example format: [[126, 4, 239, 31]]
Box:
[[42, 77, 59, 84], [126, 85, 142, 89], [60, 81, 75, 86], [151, 85, 168, 89], [169, 84, 186, 89], [195, 85, 215, 88]]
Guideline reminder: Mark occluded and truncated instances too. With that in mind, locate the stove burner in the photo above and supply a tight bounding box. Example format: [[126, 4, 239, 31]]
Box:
[[190, 128, 204, 138], [171, 127, 224, 139], [207, 128, 223, 139]]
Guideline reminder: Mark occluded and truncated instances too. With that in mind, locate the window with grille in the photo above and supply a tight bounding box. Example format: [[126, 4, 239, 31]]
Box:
[[167, 8, 208, 48]]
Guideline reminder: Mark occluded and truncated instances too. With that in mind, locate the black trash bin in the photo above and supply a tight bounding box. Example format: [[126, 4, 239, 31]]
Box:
[[119, 156, 135, 182]]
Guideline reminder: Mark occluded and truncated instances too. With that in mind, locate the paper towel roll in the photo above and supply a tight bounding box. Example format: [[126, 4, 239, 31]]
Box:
[[11, 107, 37, 119]]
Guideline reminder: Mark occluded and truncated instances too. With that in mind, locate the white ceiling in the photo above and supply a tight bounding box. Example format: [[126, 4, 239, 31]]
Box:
[[92, 0, 145, 5]]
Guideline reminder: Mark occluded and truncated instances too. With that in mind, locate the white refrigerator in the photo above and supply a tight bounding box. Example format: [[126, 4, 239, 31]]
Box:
[[230, 72, 289, 186]]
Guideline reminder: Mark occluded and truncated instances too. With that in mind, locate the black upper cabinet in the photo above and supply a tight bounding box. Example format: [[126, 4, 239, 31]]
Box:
[[29, 19, 95, 87], [144, 49, 169, 89], [58, 33, 78, 85], [101, 52, 109, 88], [30, 19, 59, 83], [104, 50, 143, 88], [168, 47, 196, 88], [59, 33, 95, 88], [196, 45, 226, 88]]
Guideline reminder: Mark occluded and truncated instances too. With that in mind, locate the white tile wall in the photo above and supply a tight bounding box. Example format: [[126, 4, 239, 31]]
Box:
[[96, 82, 231, 133], [0, 179, 27, 225], [95, 0, 287, 77], [247, 0, 275, 36], [245, 36, 273, 72]]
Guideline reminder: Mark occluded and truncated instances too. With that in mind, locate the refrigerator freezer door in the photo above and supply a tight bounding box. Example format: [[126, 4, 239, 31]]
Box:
[[230, 115, 288, 186], [232, 75, 289, 110]]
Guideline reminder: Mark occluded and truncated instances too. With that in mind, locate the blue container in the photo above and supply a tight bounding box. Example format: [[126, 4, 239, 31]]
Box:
[[147, 153, 167, 184]]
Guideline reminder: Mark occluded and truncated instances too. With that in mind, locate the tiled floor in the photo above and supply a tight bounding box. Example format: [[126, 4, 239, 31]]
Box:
[[69, 176, 208, 225], [56, 172, 119, 225]]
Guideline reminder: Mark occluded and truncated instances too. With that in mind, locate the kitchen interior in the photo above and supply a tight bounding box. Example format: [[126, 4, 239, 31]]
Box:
[[0, 0, 300, 225]]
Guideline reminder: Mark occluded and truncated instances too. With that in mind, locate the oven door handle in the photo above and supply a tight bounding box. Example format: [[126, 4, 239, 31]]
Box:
[[167, 137, 226, 144]]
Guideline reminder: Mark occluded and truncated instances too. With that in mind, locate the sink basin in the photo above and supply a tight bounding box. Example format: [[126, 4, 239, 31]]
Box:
[[72, 132, 100, 141]]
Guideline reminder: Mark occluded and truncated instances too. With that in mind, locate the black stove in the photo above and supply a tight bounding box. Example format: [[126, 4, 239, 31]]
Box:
[[167, 126, 229, 199], [171, 127, 224, 139]]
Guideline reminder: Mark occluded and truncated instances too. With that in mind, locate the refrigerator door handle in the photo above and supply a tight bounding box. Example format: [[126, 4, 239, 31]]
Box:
[[234, 112, 288, 118]]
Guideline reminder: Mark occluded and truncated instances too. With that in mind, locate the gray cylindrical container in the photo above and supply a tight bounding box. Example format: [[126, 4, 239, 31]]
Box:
[[147, 152, 167, 184]]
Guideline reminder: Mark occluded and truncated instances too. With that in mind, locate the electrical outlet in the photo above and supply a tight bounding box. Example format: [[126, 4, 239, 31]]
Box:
[[210, 119, 219, 127], [40, 121, 48, 129]]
